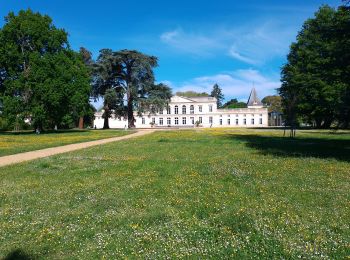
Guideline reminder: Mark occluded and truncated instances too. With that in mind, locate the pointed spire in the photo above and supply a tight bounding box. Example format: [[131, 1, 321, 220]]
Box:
[[247, 87, 263, 107]]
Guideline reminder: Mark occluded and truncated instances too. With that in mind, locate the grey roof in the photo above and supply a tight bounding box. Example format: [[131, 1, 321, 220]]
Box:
[[247, 88, 263, 106]]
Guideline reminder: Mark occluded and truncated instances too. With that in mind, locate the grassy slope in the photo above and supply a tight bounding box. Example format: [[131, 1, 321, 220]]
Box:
[[0, 129, 133, 156], [0, 129, 349, 258]]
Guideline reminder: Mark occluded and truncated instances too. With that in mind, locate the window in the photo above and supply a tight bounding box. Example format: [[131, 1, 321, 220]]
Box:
[[159, 109, 163, 115], [199, 117, 202, 123], [190, 117, 194, 124], [243, 119, 246, 125], [228, 119, 231, 125], [190, 105, 194, 114], [142, 118, 145, 124], [182, 105, 186, 114], [199, 105, 202, 112], [167, 117, 171, 125], [152, 118, 155, 124], [167, 106, 171, 114], [175, 105, 178, 114], [209, 105, 213, 112], [236, 119, 239, 125], [209, 117, 213, 124], [182, 117, 186, 125], [220, 119, 222, 125], [259, 118, 263, 124], [159, 118, 163, 125], [251, 118, 254, 125], [175, 117, 179, 125]]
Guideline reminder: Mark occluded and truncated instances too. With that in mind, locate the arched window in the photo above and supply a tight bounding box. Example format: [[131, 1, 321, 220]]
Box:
[[182, 105, 186, 114], [174, 105, 178, 114], [190, 105, 194, 114], [167, 106, 171, 114]]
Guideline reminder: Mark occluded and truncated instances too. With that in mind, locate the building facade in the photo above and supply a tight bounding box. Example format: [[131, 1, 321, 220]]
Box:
[[93, 88, 268, 128]]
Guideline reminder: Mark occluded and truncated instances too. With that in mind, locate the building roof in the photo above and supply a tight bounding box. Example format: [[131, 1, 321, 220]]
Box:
[[170, 95, 217, 103], [247, 88, 263, 107]]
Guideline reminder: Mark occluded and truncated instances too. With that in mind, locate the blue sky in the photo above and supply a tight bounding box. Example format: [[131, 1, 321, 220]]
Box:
[[0, 0, 342, 106]]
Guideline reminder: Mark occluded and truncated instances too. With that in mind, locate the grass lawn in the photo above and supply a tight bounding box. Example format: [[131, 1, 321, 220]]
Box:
[[0, 129, 133, 156], [0, 129, 349, 258]]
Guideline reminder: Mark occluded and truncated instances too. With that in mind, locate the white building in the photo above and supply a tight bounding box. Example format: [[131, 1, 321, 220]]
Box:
[[93, 88, 268, 128]]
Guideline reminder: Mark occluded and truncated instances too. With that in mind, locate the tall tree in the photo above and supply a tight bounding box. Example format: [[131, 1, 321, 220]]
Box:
[[78, 47, 93, 129], [279, 5, 350, 128], [94, 49, 172, 128], [0, 9, 91, 130], [93, 49, 124, 129], [210, 83, 224, 108]]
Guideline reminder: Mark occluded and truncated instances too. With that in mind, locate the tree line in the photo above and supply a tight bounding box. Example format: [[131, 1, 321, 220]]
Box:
[[0, 9, 172, 131]]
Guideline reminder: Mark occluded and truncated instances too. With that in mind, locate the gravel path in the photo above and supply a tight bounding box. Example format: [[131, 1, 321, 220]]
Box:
[[0, 130, 154, 167]]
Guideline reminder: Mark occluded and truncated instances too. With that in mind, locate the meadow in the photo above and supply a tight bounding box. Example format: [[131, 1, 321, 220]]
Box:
[[0, 129, 133, 156], [0, 128, 349, 258]]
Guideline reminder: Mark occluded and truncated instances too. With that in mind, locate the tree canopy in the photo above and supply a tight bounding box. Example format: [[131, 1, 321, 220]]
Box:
[[175, 91, 209, 97], [279, 4, 350, 128], [93, 49, 172, 128], [0, 9, 91, 130], [222, 98, 247, 109], [261, 95, 282, 113]]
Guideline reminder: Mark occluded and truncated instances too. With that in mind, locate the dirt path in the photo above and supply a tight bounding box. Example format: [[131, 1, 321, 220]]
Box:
[[0, 130, 154, 168]]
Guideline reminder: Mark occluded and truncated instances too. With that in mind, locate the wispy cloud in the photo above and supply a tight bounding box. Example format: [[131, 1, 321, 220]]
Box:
[[160, 20, 297, 65], [160, 28, 222, 56], [169, 69, 280, 101]]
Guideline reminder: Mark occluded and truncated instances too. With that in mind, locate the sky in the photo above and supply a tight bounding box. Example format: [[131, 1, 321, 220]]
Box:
[[0, 0, 342, 107]]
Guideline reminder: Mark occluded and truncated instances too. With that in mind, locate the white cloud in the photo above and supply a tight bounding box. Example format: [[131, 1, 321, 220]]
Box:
[[172, 69, 280, 101], [228, 47, 258, 65]]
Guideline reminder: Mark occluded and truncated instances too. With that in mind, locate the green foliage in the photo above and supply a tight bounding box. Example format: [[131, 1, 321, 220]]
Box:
[[175, 91, 209, 97], [222, 98, 247, 109], [279, 5, 350, 128], [0, 9, 91, 130], [261, 95, 282, 112], [0, 129, 349, 258], [210, 83, 224, 108], [94, 49, 172, 128]]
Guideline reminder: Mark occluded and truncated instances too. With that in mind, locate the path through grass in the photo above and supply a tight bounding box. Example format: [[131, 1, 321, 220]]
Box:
[[0, 129, 133, 156]]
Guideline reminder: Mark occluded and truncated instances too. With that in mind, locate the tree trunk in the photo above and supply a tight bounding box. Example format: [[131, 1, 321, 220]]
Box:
[[103, 106, 110, 129], [78, 117, 84, 129], [127, 97, 135, 128]]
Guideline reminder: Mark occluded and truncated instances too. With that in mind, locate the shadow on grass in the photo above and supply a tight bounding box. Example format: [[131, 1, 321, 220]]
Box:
[[3, 249, 33, 260], [225, 134, 350, 162]]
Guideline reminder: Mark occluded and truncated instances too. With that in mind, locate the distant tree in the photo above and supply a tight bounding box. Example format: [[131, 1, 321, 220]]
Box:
[[261, 95, 282, 112], [0, 9, 91, 130], [210, 83, 224, 108], [222, 98, 247, 109], [175, 91, 209, 97], [279, 5, 350, 128]]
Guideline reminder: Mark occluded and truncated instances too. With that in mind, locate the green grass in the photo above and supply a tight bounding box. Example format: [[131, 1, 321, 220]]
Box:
[[0, 129, 349, 258], [0, 129, 133, 156]]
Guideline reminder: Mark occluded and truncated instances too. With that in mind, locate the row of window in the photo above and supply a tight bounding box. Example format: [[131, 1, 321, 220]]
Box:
[[142, 117, 263, 125], [159, 105, 212, 115]]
